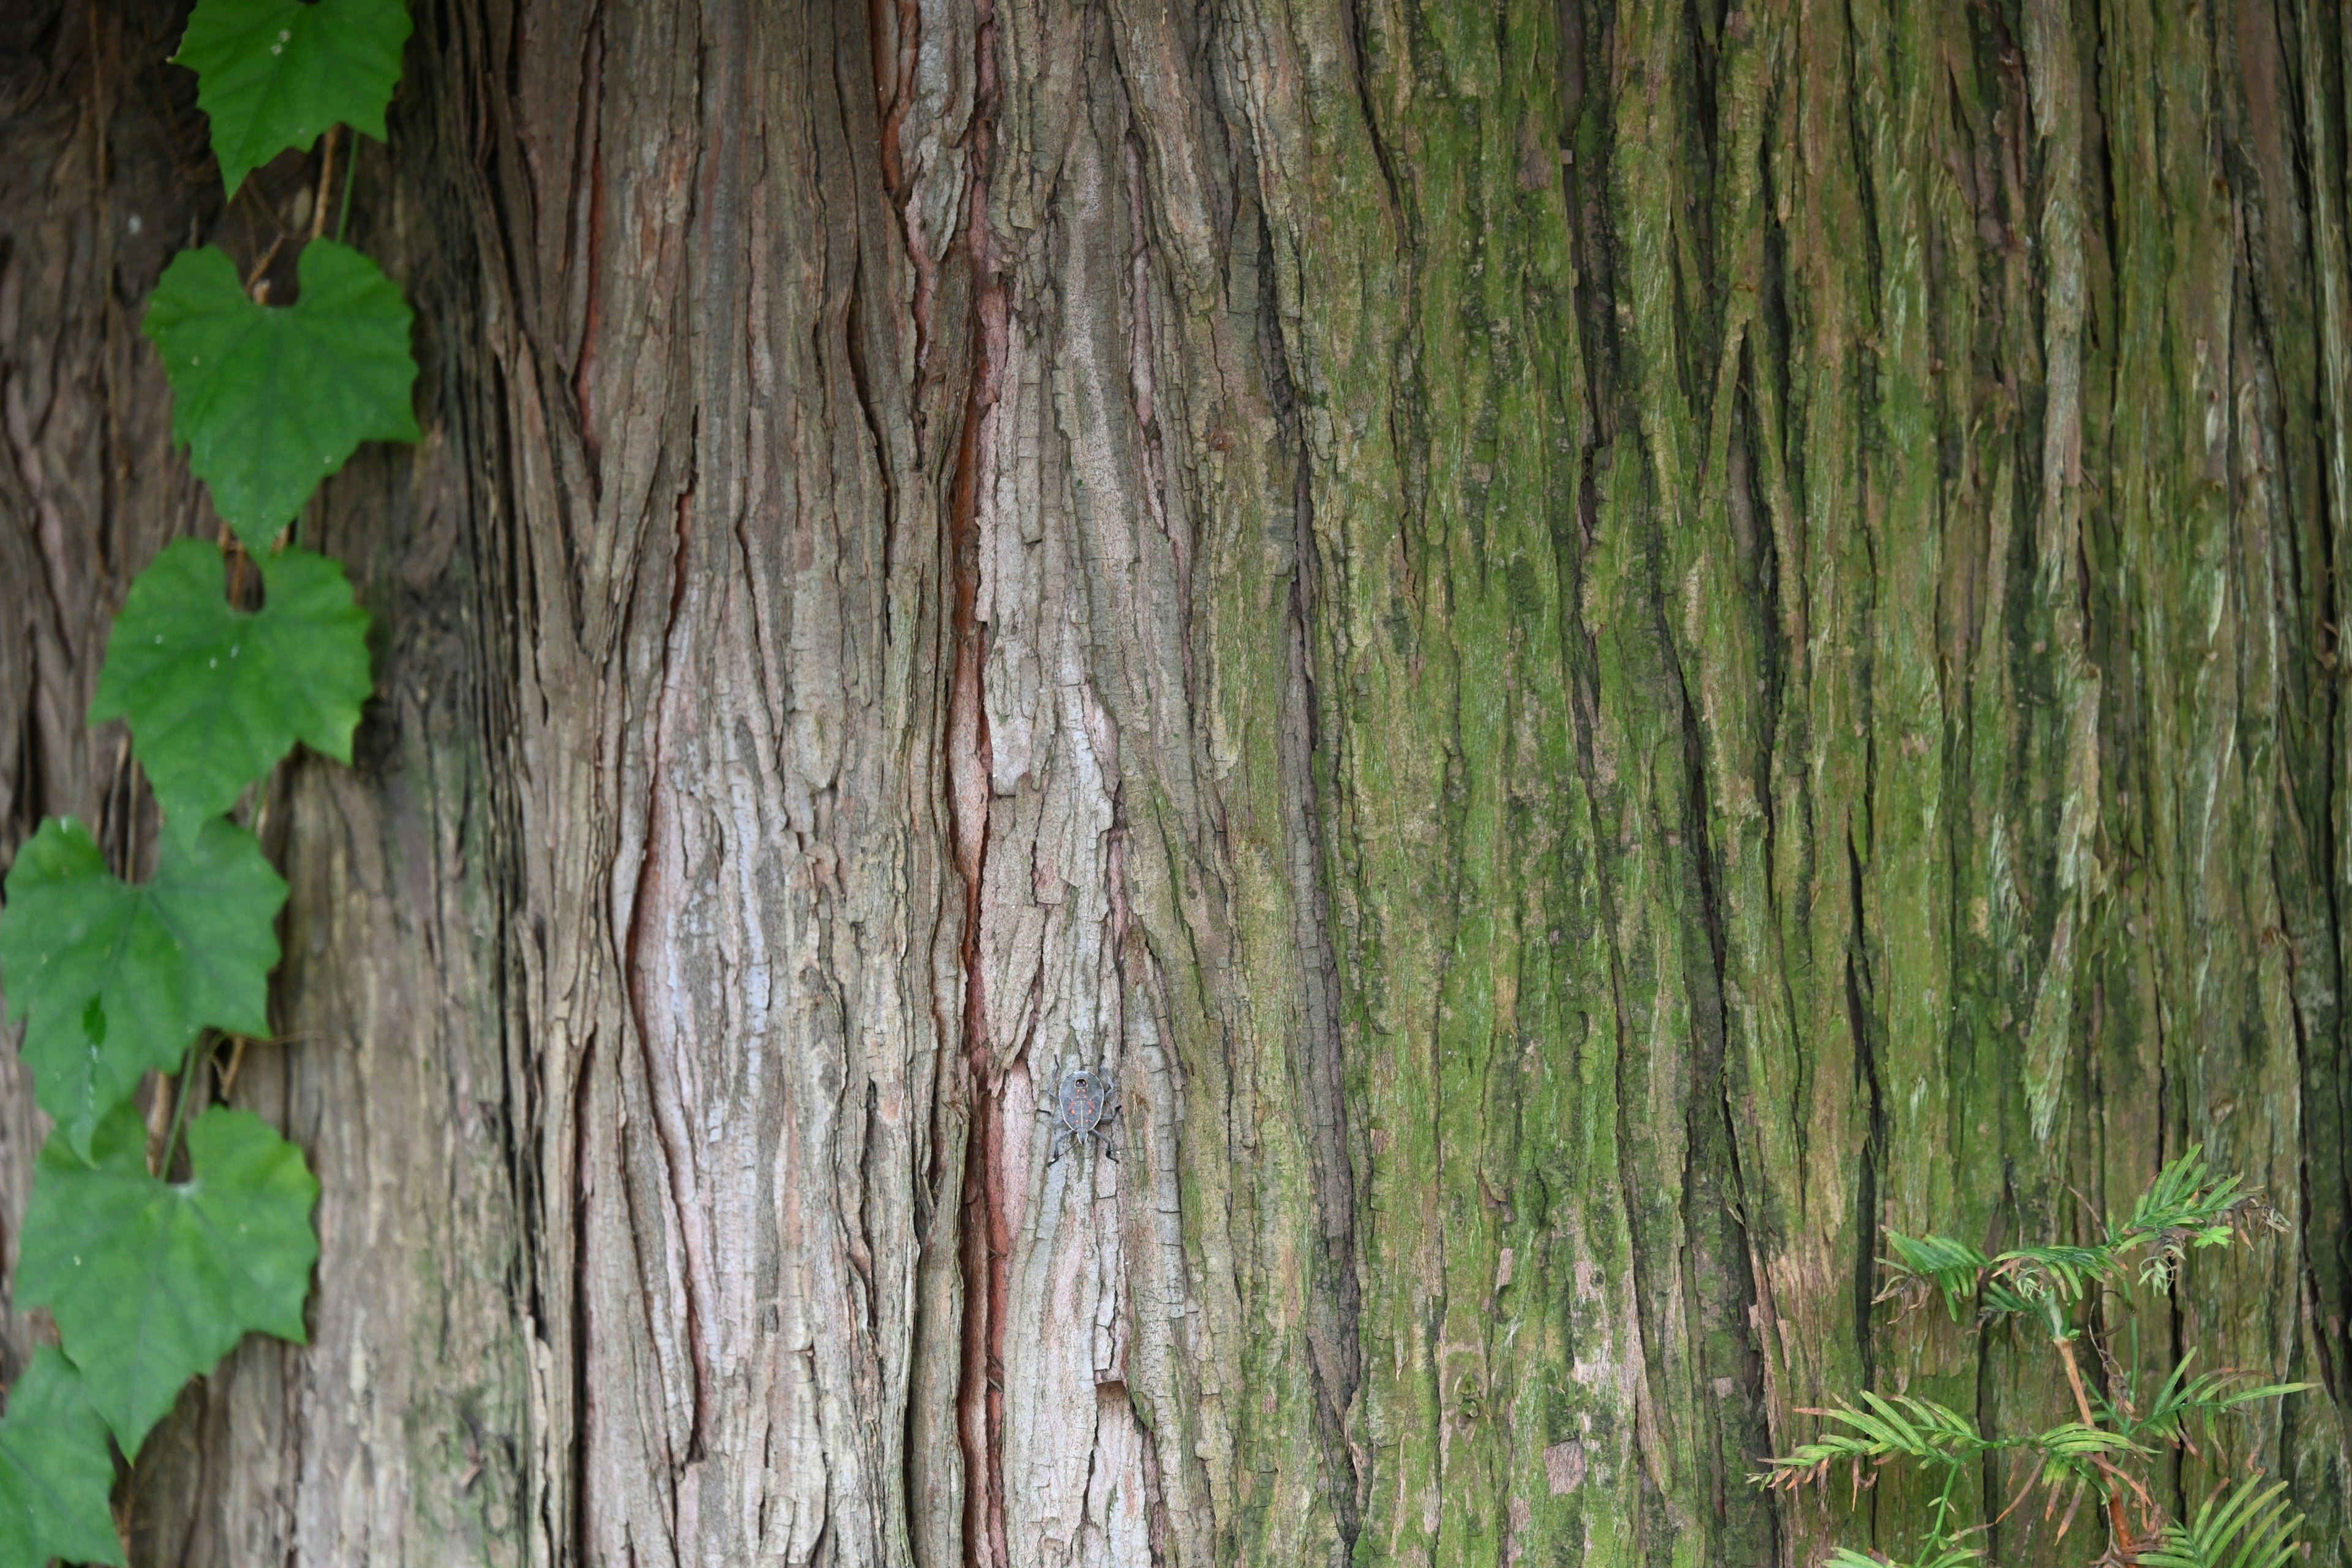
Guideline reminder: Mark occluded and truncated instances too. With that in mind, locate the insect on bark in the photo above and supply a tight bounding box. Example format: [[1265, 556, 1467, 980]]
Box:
[[1039, 1061, 1121, 1165]]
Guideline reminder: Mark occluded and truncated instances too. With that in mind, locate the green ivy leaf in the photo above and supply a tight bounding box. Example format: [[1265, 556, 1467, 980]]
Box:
[[0, 1348, 125, 1568], [18, 1105, 320, 1458], [0, 818, 285, 1157], [92, 540, 373, 827], [145, 240, 419, 551], [175, 0, 413, 197]]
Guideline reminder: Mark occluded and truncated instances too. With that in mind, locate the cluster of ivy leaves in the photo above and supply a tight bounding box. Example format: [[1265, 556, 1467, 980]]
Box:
[[0, 2, 417, 1561]]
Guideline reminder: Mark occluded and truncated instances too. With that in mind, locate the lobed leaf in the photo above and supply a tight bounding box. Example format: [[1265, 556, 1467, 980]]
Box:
[[0, 817, 284, 1157], [145, 240, 418, 551], [175, 0, 413, 197], [92, 539, 373, 828], [0, 1348, 124, 1568], [17, 1104, 320, 1457]]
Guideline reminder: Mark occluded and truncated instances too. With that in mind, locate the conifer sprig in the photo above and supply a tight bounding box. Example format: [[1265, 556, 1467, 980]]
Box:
[[1760, 1149, 2313, 1566]]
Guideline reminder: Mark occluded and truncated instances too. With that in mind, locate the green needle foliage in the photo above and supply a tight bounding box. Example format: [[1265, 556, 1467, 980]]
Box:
[[1825, 1549, 1985, 1568], [18, 1104, 321, 1456], [143, 239, 419, 550], [175, 0, 413, 196], [2138, 1480, 2306, 1568], [0, 816, 284, 1158], [1760, 1148, 2312, 1566], [92, 538, 373, 827], [0, 4, 410, 1555], [0, 1350, 124, 1568]]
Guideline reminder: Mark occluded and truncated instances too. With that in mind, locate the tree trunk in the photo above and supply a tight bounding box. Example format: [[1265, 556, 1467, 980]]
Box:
[[2, 1, 2348, 1566]]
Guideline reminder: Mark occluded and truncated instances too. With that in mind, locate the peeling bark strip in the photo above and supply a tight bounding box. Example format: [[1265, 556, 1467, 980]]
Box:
[[3, 1, 2351, 1567]]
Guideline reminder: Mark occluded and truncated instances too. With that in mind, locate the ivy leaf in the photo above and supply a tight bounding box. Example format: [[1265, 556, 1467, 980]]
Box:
[[0, 1348, 125, 1568], [0, 818, 285, 1158], [144, 241, 419, 551], [18, 1105, 320, 1458], [175, 0, 413, 197], [92, 540, 373, 828]]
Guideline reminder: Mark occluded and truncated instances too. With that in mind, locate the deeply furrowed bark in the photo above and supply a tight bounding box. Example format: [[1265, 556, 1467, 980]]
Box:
[[1, 1, 2348, 1566]]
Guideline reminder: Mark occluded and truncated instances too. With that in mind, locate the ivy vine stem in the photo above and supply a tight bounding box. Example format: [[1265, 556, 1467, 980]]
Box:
[[0, 2, 417, 1556], [157, 1035, 204, 1181]]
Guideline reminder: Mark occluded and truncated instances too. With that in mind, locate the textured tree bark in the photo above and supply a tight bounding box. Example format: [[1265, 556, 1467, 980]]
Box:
[[2, 1, 2349, 1566]]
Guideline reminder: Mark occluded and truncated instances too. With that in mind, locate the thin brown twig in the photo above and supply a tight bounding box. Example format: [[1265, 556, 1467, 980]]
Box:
[[2056, 1336, 2155, 1556], [2053, 1481, 2084, 1539], [245, 232, 287, 298], [108, 729, 134, 872], [311, 126, 340, 240], [144, 1076, 174, 1175], [1992, 1453, 2039, 1528], [2056, 1335, 2100, 1427], [216, 1031, 319, 1101], [215, 1035, 249, 1101], [220, 520, 253, 603]]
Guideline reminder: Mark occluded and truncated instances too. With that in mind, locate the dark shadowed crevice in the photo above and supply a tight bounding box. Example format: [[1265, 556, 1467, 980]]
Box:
[[949, 363, 1005, 1568], [1336, 0, 1404, 233], [1843, 831, 1884, 1390], [620, 453, 713, 1474], [1667, 407, 1784, 1565], [563, 6, 604, 491], [834, 10, 897, 569], [1559, 0, 1624, 448], [568, 1022, 597, 1566], [1257, 190, 1366, 1564], [946, 6, 1003, 1552], [1841, 829, 1887, 1555]]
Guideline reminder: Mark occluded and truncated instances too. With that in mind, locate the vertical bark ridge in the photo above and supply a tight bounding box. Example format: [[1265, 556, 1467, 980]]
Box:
[[448, 1, 968, 1561]]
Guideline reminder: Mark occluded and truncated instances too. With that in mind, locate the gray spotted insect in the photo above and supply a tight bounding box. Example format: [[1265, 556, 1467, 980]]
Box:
[[1038, 1060, 1121, 1165]]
